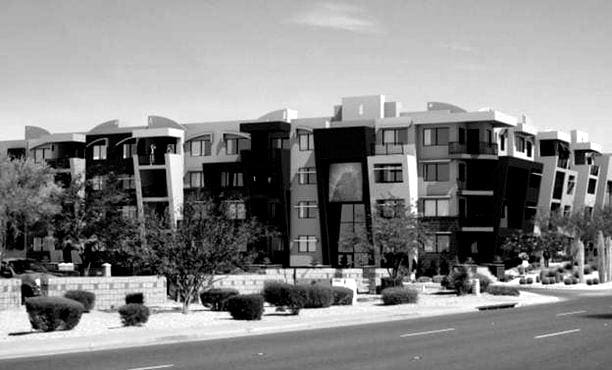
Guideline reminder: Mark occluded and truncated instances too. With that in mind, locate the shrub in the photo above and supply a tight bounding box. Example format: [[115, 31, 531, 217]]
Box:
[[446, 266, 472, 296], [416, 276, 433, 283], [381, 277, 403, 289], [432, 275, 445, 284], [526, 277, 533, 284], [25, 296, 84, 332], [118, 304, 150, 326], [381, 287, 419, 305], [587, 279, 593, 285], [473, 273, 491, 292], [542, 278, 550, 285], [564, 278, 572, 285], [199, 288, 239, 311], [517, 266, 526, 275], [125, 292, 144, 305], [331, 286, 353, 306], [563, 262, 573, 271], [262, 282, 307, 314], [519, 278, 526, 285], [226, 294, 264, 320], [303, 284, 334, 308], [64, 290, 95, 312], [584, 265, 593, 275], [593, 278, 600, 285], [571, 277, 578, 285], [573, 270, 580, 279], [486, 285, 520, 296]]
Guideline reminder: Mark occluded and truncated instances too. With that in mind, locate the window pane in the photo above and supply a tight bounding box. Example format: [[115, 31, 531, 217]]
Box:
[[424, 200, 436, 216], [437, 235, 450, 252], [423, 129, 432, 146], [437, 163, 449, 181], [299, 134, 308, 150], [437, 128, 449, 145], [191, 141, 201, 156], [437, 200, 449, 216], [383, 129, 395, 144]]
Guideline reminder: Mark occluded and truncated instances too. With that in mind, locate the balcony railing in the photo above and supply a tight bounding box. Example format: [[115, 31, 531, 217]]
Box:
[[138, 154, 166, 166], [372, 143, 408, 155], [590, 165, 600, 176], [448, 142, 498, 156]]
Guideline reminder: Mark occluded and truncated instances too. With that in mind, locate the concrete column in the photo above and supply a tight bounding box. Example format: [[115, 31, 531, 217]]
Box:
[[577, 240, 585, 284], [102, 263, 112, 277]]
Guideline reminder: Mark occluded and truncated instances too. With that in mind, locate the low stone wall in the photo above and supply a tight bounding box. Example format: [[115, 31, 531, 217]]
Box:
[[42, 276, 167, 310], [0, 279, 21, 310], [211, 268, 390, 294]]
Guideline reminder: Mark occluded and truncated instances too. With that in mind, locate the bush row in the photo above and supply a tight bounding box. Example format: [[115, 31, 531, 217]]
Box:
[[381, 287, 418, 305], [486, 285, 520, 296], [262, 282, 354, 314]]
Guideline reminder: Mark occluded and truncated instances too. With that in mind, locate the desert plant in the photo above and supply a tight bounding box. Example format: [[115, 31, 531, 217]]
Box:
[[446, 266, 472, 296], [64, 290, 95, 312], [381, 287, 419, 305], [486, 285, 520, 296], [331, 286, 353, 306], [472, 273, 491, 292], [199, 288, 239, 311], [118, 304, 150, 326], [125, 292, 144, 305], [593, 278, 600, 284], [303, 284, 334, 308], [526, 277, 533, 284], [25, 296, 84, 332], [226, 294, 264, 320], [262, 282, 307, 314], [519, 278, 526, 285], [571, 277, 578, 284]]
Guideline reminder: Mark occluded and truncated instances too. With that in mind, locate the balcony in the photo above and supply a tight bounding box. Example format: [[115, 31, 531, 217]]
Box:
[[138, 154, 166, 166], [448, 142, 498, 156], [372, 143, 408, 156], [590, 165, 600, 176]]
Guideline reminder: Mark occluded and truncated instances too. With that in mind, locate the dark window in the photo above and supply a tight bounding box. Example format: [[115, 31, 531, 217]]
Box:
[[500, 135, 505, 151], [374, 163, 403, 183], [423, 128, 449, 146], [425, 234, 450, 253], [298, 167, 317, 184], [221, 171, 244, 187], [458, 128, 465, 144], [458, 163, 466, 182], [526, 141, 533, 157], [552, 171, 565, 200], [423, 163, 450, 182], [588, 178, 597, 194], [567, 175, 576, 195]]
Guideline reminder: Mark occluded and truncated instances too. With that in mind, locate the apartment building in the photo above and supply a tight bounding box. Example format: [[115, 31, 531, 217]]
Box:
[[1, 94, 608, 267]]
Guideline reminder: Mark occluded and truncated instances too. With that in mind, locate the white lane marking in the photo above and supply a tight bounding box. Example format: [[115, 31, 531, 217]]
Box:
[[556, 310, 586, 317], [127, 365, 174, 370], [534, 329, 581, 339], [400, 328, 456, 338]]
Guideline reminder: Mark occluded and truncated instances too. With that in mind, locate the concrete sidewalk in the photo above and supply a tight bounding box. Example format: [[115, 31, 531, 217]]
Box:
[[0, 291, 559, 360]]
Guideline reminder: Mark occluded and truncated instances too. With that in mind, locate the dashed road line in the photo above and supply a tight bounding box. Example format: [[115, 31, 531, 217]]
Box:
[[400, 328, 456, 338], [534, 329, 581, 339], [126, 364, 174, 370], [556, 310, 586, 317]]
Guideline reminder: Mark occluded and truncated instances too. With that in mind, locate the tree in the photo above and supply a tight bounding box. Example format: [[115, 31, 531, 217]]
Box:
[[144, 197, 267, 314], [337, 225, 373, 267], [53, 174, 142, 275], [0, 158, 62, 262], [372, 200, 430, 282]]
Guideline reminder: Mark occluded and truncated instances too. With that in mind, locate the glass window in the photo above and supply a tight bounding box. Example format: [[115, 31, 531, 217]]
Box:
[[91, 176, 104, 191], [297, 201, 317, 219], [374, 163, 403, 183], [298, 167, 317, 184], [424, 163, 449, 182], [423, 128, 449, 146], [225, 200, 246, 219], [92, 144, 107, 160], [423, 199, 450, 217], [185, 172, 204, 188], [33, 148, 50, 163], [122, 143, 136, 159], [588, 179, 597, 194], [121, 177, 136, 190], [298, 131, 314, 151], [190, 137, 212, 157], [121, 206, 137, 220], [297, 235, 317, 252], [225, 138, 238, 155]]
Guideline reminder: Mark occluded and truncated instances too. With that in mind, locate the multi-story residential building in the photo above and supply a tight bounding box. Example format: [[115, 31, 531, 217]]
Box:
[[595, 153, 612, 209], [2, 94, 608, 267]]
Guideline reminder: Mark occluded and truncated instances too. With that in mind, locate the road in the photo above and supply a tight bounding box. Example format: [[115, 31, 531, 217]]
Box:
[[3, 290, 612, 370]]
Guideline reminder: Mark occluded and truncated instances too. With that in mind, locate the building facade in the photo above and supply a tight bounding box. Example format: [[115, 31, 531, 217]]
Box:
[[1, 95, 609, 266]]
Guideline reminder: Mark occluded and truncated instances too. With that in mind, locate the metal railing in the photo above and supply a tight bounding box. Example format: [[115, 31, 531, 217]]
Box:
[[138, 154, 166, 166], [448, 142, 498, 155]]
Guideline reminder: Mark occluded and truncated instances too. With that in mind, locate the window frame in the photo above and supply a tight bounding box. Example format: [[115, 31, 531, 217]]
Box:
[[373, 163, 403, 183], [423, 162, 450, 182], [423, 127, 449, 146], [423, 198, 450, 217], [298, 131, 314, 151], [297, 167, 317, 185], [296, 201, 318, 219], [297, 235, 317, 253], [92, 144, 107, 161]]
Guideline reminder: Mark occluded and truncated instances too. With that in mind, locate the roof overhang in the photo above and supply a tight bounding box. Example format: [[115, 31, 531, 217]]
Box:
[[537, 130, 571, 143], [132, 128, 184, 140], [572, 141, 602, 154], [406, 110, 517, 128], [28, 133, 86, 149]]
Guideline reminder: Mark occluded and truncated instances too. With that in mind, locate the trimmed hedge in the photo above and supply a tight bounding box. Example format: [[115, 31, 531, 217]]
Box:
[[64, 290, 95, 312], [226, 294, 264, 320], [331, 286, 353, 306], [381, 287, 419, 305], [125, 292, 144, 305], [304, 284, 334, 308], [25, 296, 84, 332], [200, 288, 239, 311], [118, 304, 150, 326], [486, 285, 520, 296], [262, 282, 307, 314]]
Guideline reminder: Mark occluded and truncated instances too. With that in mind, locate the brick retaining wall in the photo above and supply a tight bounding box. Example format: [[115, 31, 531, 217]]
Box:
[[42, 276, 167, 310], [0, 279, 21, 310]]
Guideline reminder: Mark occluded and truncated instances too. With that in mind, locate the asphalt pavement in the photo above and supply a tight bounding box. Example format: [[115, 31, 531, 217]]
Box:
[[2, 290, 612, 370]]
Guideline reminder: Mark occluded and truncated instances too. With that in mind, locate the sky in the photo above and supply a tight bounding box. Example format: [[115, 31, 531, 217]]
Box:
[[1, 0, 611, 149]]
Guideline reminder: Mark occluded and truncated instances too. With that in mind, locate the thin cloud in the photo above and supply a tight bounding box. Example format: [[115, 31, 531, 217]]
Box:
[[441, 42, 477, 53], [288, 2, 385, 35]]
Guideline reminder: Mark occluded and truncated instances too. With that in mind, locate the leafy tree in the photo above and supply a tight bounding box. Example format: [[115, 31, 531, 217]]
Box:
[[0, 158, 62, 262], [372, 200, 430, 281], [337, 225, 373, 267], [144, 197, 267, 314], [53, 174, 141, 275]]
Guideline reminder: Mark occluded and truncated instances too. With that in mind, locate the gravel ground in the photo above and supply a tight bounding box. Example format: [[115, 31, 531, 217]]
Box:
[[0, 290, 556, 344]]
